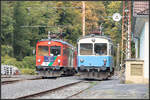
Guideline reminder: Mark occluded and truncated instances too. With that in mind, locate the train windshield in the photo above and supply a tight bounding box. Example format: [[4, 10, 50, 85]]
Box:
[[94, 43, 107, 55], [38, 46, 49, 56], [50, 46, 61, 56], [80, 43, 93, 55]]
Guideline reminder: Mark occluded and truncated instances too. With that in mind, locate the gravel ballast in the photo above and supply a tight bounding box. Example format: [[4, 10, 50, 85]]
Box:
[[1, 76, 80, 99], [30, 82, 91, 99]]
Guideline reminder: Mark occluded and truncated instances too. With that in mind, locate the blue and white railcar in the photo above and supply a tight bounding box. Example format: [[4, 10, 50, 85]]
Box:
[[77, 34, 114, 80]]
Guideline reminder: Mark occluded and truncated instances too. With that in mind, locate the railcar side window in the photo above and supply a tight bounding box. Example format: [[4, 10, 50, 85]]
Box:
[[80, 43, 93, 55], [50, 46, 61, 56], [38, 46, 49, 56], [94, 43, 107, 55]]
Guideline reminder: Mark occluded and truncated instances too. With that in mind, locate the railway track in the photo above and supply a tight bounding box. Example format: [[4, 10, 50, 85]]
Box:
[[1, 74, 80, 85], [15, 80, 84, 99], [66, 84, 92, 99], [1, 76, 43, 85]]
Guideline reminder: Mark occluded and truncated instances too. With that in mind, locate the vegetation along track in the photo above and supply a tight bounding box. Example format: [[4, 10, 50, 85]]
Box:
[[15, 80, 89, 99], [1, 76, 43, 85]]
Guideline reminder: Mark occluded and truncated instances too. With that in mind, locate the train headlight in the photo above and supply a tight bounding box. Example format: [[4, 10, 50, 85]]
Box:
[[48, 41, 51, 44], [103, 59, 107, 65], [38, 59, 41, 62], [91, 38, 95, 42], [58, 59, 61, 63], [103, 59, 107, 62], [80, 59, 84, 63], [50, 54, 54, 56]]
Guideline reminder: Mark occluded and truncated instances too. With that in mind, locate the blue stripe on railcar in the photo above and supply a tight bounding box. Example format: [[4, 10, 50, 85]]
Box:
[[77, 55, 113, 69]]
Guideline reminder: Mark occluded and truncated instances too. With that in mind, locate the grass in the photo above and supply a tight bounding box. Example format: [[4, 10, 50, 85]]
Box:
[[89, 81, 98, 86], [20, 68, 37, 75]]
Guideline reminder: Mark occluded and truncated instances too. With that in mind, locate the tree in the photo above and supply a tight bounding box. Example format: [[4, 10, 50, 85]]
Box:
[[102, 1, 122, 45], [55, 1, 82, 45], [13, 2, 31, 60], [1, 1, 14, 46], [1, 1, 123, 61], [83, 2, 106, 34]]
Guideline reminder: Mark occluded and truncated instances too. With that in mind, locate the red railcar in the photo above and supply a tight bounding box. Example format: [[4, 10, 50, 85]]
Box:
[[36, 38, 77, 77]]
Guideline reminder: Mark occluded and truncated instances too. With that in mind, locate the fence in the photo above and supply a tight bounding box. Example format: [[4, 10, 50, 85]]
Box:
[[1, 65, 20, 75]]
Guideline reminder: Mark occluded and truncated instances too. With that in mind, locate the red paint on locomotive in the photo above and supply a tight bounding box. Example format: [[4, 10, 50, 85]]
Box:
[[36, 39, 77, 70]]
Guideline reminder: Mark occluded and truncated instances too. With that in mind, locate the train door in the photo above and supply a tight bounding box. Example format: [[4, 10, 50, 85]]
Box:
[[68, 48, 73, 67], [66, 48, 70, 67], [71, 48, 74, 67]]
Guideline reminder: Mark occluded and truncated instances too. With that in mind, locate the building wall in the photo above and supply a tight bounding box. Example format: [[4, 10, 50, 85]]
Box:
[[144, 21, 149, 80], [139, 24, 145, 60], [134, 38, 138, 58], [132, 1, 149, 84], [133, 19, 149, 83], [125, 60, 144, 84]]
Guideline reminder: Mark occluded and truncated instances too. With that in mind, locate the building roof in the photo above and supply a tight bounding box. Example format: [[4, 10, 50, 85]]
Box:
[[133, 1, 149, 17], [132, 1, 149, 37]]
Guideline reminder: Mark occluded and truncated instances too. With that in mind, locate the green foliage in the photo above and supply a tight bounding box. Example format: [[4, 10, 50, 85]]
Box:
[[13, 2, 32, 60], [1, 45, 13, 57], [22, 56, 36, 69], [1, 55, 22, 68], [1, 1, 14, 45], [85, 2, 106, 33], [103, 1, 122, 45], [107, 1, 121, 16], [20, 68, 36, 75], [1, 55, 36, 74], [1, 1, 127, 71]]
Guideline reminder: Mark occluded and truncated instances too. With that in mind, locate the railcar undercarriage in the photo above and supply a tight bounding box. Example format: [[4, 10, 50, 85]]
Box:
[[36, 66, 77, 78], [78, 66, 114, 80]]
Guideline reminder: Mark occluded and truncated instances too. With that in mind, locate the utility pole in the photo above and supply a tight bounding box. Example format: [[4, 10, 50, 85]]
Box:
[[121, 1, 132, 69], [116, 43, 120, 71], [82, 1, 85, 36], [128, 1, 132, 59], [48, 31, 51, 39], [121, 1, 125, 70]]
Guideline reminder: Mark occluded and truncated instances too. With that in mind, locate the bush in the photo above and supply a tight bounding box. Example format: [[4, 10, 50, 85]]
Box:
[[1, 55, 24, 69], [22, 56, 36, 69], [20, 68, 36, 75], [1, 45, 13, 57], [1, 55, 36, 75]]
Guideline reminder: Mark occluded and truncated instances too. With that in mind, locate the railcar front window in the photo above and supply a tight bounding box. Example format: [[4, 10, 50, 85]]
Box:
[[94, 43, 107, 55], [50, 46, 61, 56], [38, 46, 49, 56], [80, 43, 93, 55]]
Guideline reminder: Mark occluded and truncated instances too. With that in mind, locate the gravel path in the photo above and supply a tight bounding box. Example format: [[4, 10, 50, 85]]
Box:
[[1, 76, 80, 99], [1, 75, 149, 99], [70, 78, 149, 99], [29, 82, 91, 99]]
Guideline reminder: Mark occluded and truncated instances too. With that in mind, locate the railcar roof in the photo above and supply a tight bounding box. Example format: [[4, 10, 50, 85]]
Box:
[[39, 38, 74, 48], [77, 34, 113, 43]]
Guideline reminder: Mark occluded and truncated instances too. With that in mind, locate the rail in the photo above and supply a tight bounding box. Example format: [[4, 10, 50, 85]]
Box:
[[15, 80, 83, 99]]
